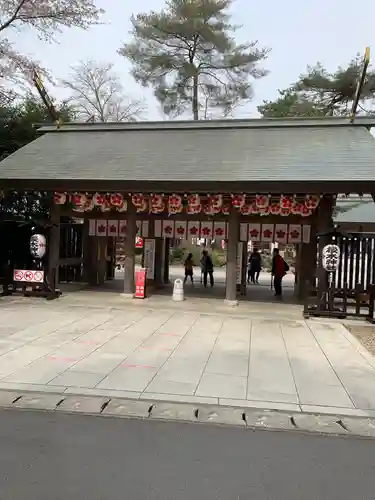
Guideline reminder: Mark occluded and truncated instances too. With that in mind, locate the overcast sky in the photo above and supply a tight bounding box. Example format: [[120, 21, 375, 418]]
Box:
[[10, 0, 375, 119]]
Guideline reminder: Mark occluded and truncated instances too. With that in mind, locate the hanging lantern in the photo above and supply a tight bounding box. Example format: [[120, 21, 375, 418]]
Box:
[[53, 192, 66, 205], [322, 244, 340, 272], [280, 195, 293, 209], [231, 194, 245, 208], [280, 207, 291, 216], [269, 202, 281, 215], [187, 194, 201, 214], [131, 193, 145, 208], [101, 200, 112, 212], [255, 194, 269, 209], [221, 202, 231, 215], [259, 206, 270, 216], [150, 194, 164, 213], [208, 194, 223, 210], [109, 193, 124, 207], [203, 203, 214, 215], [92, 192, 106, 207], [250, 201, 259, 215], [168, 194, 183, 214], [240, 204, 252, 215], [117, 200, 127, 212], [71, 193, 87, 208], [300, 205, 312, 217], [30, 234, 46, 259], [136, 199, 148, 213], [187, 203, 202, 215], [291, 202, 302, 215], [305, 194, 320, 210], [84, 197, 94, 212]]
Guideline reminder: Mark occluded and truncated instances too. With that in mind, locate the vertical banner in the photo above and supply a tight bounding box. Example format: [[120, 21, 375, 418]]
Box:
[[200, 221, 213, 239], [108, 220, 118, 237], [136, 220, 142, 236], [248, 223, 261, 242], [174, 221, 187, 239], [274, 224, 288, 244], [119, 220, 127, 237], [302, 225, 311, 244], [239, 223, 248, 242], [213, 221, 226, 240], [261, 224, 274, 243], [236, 242, 243, 285], [89, 219, 96, 236], [288, 224, 302, 244], [162, 220, 175, 238], [144, 239, 156, 279], [154, 219, 162, 238], [135, 268, 146, 299], [187, 221, 200, 239], [96, 220, 107, 236], [142, 220, 149, 238]]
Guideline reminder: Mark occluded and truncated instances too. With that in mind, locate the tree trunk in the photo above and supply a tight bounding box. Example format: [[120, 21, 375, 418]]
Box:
[[192, 75, 199, 120]]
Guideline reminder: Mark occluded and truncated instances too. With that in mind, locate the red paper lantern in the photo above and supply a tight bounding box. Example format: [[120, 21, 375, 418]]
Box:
[[109, 193, 124, 207], [255, 194, 269, 209], [54, 192, 66, 205], [221, 202, 231, 215], [132, 193, 145, 208], [71, 193, 86, 207], [300, 205, 312, 217], [168, 194, 183, 214], [231, 194, 245, 208], [117, 200, 127, 212], [93, 193, 106, 207], [291, 202, 302, 215], [240, 204, 252, 215], [280, 195, 293, 209], [305, 194, 320, 210], [269, 202, 281, 215], [280, 207, 291, 216]]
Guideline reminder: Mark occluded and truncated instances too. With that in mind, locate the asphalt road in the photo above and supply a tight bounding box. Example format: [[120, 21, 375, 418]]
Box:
[[1, 410, 375, 500]]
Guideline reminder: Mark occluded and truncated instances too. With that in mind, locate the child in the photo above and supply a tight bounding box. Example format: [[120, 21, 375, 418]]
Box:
[[184, 253, 194, 284]]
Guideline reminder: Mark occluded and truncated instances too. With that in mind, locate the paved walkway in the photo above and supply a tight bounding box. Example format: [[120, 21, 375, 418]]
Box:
[[1, 297, 375, 417]]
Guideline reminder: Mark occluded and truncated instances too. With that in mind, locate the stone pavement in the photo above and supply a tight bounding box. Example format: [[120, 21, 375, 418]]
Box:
[[1, 296, 375, 418]]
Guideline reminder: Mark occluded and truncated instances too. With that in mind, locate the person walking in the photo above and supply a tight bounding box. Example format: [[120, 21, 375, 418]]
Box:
[[183, 253, 194, 284], [271, 248, 289, 297], [200, 250, 214, 287], [247, 248, 262, 284]]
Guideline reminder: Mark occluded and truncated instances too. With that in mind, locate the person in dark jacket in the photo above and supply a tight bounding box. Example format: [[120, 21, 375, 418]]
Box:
[[271, 248, 289, 297], [247, 248, 262, 284], [200, 250, 214, 287]]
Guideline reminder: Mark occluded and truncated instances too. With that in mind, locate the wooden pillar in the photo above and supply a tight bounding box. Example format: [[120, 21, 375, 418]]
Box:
[[154, 238, 163, 286], [240, 241, 247, 296], [123, 210, 136, 296], [163, 238, 170, 285], [295, 229, 317, 301], [82, 219, 91, 282], [225, 210, 239, 305], [97, 237, 107, 285], [48, 205, 60, 289]]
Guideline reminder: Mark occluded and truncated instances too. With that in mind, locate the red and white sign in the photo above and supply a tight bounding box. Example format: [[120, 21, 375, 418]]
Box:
[[162, 220, 174, 238], [187, 221, 200, 238], [288, 224, 302, 244], [248, 223, 261, 242], [261, 224, 274, 243], [119, 220, 127, 236], [96, 220, 107, 236], [135, 237, 144, 249], [13, 269, 44, 283], [135, 268, 146, 299], [200, 221, 213, 239], [275, 224, 288, 244], [213, 221, 226, 240], [107, 220, 118, 237], [174, 221, 187, 239]]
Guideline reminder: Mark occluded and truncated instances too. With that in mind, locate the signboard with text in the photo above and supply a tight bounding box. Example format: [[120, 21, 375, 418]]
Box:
[[135, 268, 146, 299]]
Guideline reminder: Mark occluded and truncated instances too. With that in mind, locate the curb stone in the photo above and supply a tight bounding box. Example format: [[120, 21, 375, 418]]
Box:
[[0, 389, 375, 438]]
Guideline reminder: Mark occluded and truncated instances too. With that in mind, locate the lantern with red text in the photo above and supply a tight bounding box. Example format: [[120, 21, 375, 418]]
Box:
[[305, 195, 320, 210], [54, 192, 66, 205], [93, 192, 106, 207], [231, 194, 245, 208]]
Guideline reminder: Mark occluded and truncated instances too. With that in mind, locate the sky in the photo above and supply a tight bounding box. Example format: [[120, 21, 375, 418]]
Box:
[[9, 0, 375, 119]]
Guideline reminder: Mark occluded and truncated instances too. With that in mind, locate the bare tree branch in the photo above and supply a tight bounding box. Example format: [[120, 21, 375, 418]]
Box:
[[61, 59, 146, 122]]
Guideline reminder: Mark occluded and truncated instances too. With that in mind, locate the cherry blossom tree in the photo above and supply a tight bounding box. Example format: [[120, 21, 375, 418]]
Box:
[[0, 0, 104, 103]]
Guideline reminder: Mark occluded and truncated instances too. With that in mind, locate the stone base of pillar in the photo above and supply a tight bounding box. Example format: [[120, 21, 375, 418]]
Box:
[[120, 293, 134, 299], [224, 299, 239, 307]]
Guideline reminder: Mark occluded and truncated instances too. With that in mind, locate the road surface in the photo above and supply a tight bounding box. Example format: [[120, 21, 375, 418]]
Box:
[[0, 410, 374, 500]]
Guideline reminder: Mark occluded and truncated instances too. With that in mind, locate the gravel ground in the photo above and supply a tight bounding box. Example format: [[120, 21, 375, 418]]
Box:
[[346, 325, 375, 355]]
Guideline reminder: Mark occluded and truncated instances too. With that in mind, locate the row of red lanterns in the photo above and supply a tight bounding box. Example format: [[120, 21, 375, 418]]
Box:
[[54, 192, 320, 217]]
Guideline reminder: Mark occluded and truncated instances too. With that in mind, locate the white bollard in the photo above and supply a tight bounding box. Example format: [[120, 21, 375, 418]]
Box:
[[172, 279, 185, 301]]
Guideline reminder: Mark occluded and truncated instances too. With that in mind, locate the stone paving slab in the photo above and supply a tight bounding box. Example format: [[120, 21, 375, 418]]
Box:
[[1, 301, 375, 419]]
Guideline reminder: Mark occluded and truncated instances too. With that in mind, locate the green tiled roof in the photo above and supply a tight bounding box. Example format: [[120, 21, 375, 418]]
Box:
[[1, 117, 375, 182]]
